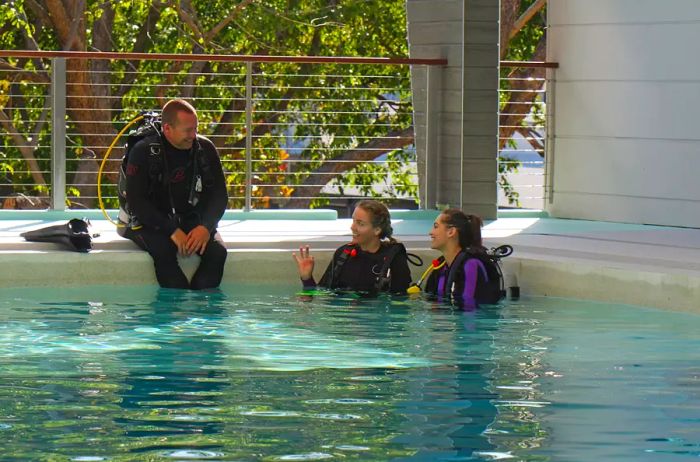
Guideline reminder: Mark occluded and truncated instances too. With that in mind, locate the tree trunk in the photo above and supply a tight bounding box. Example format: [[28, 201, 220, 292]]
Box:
[[283, 126, 414, 209], [500, 0, 522, 59]]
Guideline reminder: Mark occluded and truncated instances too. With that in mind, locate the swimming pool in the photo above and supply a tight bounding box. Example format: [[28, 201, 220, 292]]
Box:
[[0, 284, 698, 461]]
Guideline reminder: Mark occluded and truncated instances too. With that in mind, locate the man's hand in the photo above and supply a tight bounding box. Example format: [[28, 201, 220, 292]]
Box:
[[186, 225, 210, 256], [170, 228, 188, 256]]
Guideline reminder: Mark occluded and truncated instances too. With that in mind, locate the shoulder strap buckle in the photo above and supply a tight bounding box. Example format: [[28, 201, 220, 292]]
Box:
[[148, 142, 161, 156]]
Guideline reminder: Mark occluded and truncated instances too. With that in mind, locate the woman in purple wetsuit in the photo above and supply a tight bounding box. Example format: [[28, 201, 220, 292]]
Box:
[[424, 209, 502, 309]]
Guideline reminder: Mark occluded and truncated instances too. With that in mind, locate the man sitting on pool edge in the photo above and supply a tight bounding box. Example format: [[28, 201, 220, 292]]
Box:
[[119, 99, 228, 289]]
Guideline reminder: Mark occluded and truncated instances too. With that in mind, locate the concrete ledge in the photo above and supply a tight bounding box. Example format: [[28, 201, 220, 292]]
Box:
[[0, 208, 443, 221], [497, 209, 550, 219], [0, 209, 339, 221], [221, 209, 338, 220], [2, 246, 699, 315], [0, 249, 436, 289], [1, 214, 700, 314], [504, 257, 700, 314], [386, 209, 440, 220]]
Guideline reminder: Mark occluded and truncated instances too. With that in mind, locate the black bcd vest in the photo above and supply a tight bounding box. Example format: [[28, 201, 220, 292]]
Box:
[[117, 114, 212, 229], [425, 248, 507, 304], [326, 242, 407, 293]]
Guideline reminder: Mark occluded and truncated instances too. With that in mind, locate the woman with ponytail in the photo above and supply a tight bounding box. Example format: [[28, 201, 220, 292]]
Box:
[[293, 200, 412, 294], [425, 209, 503, 308]]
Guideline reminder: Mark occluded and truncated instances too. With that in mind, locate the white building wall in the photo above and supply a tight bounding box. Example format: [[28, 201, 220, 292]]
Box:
[[548, 0, 700, 227]]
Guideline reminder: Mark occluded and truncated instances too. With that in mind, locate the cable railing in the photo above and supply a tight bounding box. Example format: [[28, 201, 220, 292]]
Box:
[[498, 61, 557, 210], [0, 51, 445, 213]]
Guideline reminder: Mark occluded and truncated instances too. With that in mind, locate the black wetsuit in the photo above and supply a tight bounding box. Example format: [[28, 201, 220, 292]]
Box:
[[121, 134, 228, 289], [303, 242, 412, 294]]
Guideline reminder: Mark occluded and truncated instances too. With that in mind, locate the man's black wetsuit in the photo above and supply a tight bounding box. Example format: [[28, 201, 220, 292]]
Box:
[[121, 134, 228, 289], [304, 243, 412, 294]]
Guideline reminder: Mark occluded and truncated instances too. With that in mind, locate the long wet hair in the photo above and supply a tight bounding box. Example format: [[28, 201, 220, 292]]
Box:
[[440, 208, 484, 251], [355, 200, 396, 243]]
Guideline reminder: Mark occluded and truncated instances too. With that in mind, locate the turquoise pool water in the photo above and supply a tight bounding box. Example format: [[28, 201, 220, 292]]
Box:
[[0, 284, 698, 461]]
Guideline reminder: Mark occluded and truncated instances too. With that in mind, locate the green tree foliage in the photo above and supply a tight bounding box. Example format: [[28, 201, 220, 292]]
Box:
[[0, 0, 544, 210], [499, 0, 548, 207], [0, 0, 416, 209]]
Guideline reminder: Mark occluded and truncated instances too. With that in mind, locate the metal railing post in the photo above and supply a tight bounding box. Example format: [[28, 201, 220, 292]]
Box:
[[422, 65, 431, 209], [545, 67, 556, 206], [51, 57, 66, 210], [244, 61, 253, 212]]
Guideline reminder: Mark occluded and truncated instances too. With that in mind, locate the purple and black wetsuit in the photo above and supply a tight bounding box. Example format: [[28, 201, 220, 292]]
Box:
[[426, 251, 490, 309]]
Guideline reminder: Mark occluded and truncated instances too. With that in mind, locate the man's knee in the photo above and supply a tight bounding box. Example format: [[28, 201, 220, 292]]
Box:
[[143, 236, 179, 263], [203, 239, 227, 263], [151, 248, 179, 266]]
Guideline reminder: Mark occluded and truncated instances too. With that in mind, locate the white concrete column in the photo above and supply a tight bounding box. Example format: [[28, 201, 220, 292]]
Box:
[[407, 0, 500, 219]]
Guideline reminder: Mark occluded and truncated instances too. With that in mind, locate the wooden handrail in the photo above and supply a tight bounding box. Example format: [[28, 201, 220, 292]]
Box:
[[0, 50, 448, 66], [0, 51, 559, 69], [500, 60, 559, 69]]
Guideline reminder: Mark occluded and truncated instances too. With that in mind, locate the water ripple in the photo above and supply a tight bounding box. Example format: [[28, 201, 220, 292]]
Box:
[[162, 450, 224, 459], [304, 398, 374, 405], [241, 410, 302, 417], [276, 453, 334, 461]]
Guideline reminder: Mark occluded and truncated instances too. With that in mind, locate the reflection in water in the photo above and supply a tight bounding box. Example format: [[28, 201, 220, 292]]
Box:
[[116, 288, 229, 451], [0, 284, 573, 460]]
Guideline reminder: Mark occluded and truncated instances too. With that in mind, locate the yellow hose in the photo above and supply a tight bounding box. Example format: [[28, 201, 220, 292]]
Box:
[[97, 115, 144, 226], [406, 259, 446, 294]]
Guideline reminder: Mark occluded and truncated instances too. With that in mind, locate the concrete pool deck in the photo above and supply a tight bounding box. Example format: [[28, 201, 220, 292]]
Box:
[[0, 209, 699, 313]]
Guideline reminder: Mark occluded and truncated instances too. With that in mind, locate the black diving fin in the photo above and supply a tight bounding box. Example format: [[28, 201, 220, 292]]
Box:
[[21, 218, 93, 252]]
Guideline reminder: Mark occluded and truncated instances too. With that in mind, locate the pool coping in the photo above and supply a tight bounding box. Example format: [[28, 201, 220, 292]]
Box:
[[1, 210, 699, 313]]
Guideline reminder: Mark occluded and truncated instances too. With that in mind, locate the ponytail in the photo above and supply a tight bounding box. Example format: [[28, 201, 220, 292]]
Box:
[[441, 209, 483, 251]]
